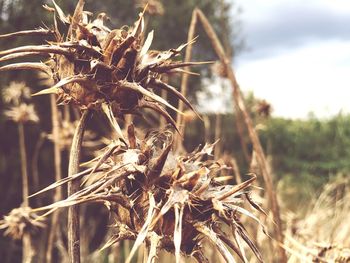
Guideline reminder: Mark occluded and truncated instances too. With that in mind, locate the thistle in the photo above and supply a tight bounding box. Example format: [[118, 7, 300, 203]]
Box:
[[0, 207, 45, 240], [2, 82, 39, 263], [4, 103, 39, 124], [32, 125, 265, 262], [1, 1, 266, 262], [0, 207, 45, 263], [0, 0, 203, 134], [2, 81, 31, 105]]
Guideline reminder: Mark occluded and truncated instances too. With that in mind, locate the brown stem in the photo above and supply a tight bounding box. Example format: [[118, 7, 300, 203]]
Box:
[[159, 76, 169, 128], [46, 94, 63, 263], [235, 109, 251, 163], [31, 132, 46, 204], [230, 158, 242, 184], [214, 113, 222, 159], [67, 109, 90, 263], [195, 8, 287, 262], [124, 240, 130, 261], [18, 123, 29, 206], [175, 9, 198, 152], [18, 123, 32, 263], [22, 232, 34, 263]]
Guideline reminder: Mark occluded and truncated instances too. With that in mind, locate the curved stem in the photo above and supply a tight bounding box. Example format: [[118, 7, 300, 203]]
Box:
[[67, 109, 90, 263], [175, 9, 197, 152], [195, 8, 287, 262]]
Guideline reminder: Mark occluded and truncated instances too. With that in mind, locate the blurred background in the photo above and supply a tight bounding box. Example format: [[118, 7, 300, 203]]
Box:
[[0, 0, 349, 262]]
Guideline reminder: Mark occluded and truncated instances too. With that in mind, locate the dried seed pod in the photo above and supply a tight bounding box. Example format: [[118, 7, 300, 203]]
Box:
[[0, 1, 206, 132], [33, 126, 265, 262], [0, 207, 45, 240], [4, 103, 39, 124]]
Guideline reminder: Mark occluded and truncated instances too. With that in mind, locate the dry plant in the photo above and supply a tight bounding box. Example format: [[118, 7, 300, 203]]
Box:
[[32, 125, 265, 263], [282, 175, 350, 263], [0, 1, 267, 262], [2, 82, 39, 263], [0, 207, 45, 240], [175, 8, 287, 262]]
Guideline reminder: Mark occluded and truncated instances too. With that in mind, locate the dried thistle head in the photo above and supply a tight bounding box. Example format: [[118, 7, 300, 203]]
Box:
[[0, 207, 45, 240], [34, 125, 265, 262], [4, 103, 39, 123], [255, 99, 272, 118], [2, 81, 31, 105], [0, 0, 204, 133]]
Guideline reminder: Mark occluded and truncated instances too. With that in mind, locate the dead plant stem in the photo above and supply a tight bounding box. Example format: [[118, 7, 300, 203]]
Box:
[[67, 109, 90, 263], [46, 94, 63, 262], [193, 8, 287, 263], [18, 123, 33, 263], [18, 123, 29, 206], [175, 8, 197, 152]]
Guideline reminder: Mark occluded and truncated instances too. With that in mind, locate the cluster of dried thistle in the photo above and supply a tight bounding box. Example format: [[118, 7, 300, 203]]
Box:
[[0, 1, 267, 262]]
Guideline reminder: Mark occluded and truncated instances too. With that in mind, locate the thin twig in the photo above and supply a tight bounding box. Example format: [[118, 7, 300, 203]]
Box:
[[67, 109, 90, 263]]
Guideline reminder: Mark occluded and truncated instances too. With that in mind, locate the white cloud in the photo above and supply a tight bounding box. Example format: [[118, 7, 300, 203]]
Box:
[[233, 0, 350, 119], [236, 40, 350, 119]]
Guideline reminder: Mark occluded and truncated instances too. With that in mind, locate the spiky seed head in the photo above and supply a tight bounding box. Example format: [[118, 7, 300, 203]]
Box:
[[0, 207, 45, 240], [2, 81, 31, 105], [33, 126, 265, 262], [0, 1, 203, 131], [4, 103, 39, 123]]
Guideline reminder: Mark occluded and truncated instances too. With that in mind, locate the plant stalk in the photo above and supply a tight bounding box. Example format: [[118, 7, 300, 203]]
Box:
[[214, 113, 222, 159], [175, 8, 197, 152], [67, 109, 90, 263], [18, 123, 29, 206], [46, 94, 63, 262], [195, 8, 287, 262], [18, 122, 33, 263]]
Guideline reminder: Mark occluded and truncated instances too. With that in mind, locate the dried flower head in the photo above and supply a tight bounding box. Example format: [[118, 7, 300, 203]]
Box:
[[255, 99, 272, 118], [2, 81, 31, 105], [0, 207, 45, 240], [0, 0, 205, 133], [4, 103, 39, 123], [33, 125, 265, 262]]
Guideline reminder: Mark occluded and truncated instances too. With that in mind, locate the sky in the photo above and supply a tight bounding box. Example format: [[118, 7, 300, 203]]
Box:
[[233, 0, 350, 119]]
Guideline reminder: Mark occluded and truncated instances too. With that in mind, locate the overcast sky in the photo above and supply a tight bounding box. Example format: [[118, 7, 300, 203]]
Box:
[[233, 0, 350, 119]]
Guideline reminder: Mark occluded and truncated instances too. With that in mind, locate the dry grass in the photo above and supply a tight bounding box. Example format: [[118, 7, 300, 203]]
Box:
[[283, 175, 350, 263]]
